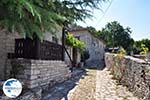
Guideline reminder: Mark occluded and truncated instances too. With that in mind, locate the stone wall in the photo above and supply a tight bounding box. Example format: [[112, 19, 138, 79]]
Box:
[[0, 30, 21, 80], [0, 59, 70, 99], [9, 59, 70, 89], [105, 53, 150, 100], [0, 29, 62, 80]]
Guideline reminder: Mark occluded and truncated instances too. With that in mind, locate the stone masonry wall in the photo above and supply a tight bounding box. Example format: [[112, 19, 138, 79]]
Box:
[[105, 53, 150, 100], [10, 59, 71, 89], [0, 30, 21, 80], [0, 29, 62, 80]]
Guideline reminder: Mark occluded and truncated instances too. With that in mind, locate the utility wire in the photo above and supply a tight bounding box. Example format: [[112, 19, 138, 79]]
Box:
[[94, 0, 114, 28]]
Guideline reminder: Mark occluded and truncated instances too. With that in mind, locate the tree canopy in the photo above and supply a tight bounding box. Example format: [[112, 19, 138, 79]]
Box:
[[97, 21, 134, 53], [0, 0, 107, 39], [137, 39, 150, 51], [86, 21, 134, 54], [133, 39, 150, 54], [87, 21, 150, 55]]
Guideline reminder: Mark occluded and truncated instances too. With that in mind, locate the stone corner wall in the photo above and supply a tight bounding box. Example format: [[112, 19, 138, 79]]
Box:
[[105, 53, 150, 100], [10, 59, 71, 89], [1, 59, 71, 100], [0, 30, 21, 80]]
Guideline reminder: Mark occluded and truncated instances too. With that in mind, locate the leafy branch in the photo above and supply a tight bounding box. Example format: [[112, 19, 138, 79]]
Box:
[[66, 33, 85, 51]]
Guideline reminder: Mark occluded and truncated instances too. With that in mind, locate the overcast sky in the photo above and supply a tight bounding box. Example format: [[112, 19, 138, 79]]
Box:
[[77, 0, 150, 41]]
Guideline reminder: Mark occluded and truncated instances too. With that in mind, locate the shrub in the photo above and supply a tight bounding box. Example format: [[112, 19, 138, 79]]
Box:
[[117, 47, 126, 55], [140, 44, 149, 55]]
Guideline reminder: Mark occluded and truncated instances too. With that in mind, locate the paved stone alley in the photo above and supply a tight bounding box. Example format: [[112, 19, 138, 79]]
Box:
[[42, 67, 140, 100], [95, 68, 139, 100]]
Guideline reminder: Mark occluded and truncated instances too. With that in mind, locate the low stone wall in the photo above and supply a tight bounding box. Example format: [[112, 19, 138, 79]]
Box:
[[0, 59, 71, 99], [105, 53, 150, 100], [9, 59, 71, 89]]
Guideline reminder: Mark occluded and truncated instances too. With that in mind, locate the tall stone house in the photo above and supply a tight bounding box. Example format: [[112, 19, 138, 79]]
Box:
[[69, 27, 105, 67]]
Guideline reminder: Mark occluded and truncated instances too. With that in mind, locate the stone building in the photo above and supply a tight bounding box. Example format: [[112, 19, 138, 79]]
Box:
[[69, 28, 105, 67], [0, 27, 76, 99], [0, 29, 68, 79]]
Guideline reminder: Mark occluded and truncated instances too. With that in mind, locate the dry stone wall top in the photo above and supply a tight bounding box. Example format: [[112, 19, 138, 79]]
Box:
[[105, 53, 150, 100]]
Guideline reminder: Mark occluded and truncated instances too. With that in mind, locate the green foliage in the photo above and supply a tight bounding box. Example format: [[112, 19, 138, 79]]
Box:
[[86, 22, 134, 54], [0, 0, 107, 40], [87, 22, 150, 55], [87, 26, 98, 36], [117, 47, 126, 55], [96, 21, 133, 54], [140, 44, 149, 55], [117, 47, 126, 59], [141, 39, 150, 50], [133, 39, 150, 54], [66, 33, 85, 51], [133, 42, 141, 54]]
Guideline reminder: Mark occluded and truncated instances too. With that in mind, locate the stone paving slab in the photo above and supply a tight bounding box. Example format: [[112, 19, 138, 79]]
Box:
[[96, 68, 140, 100], [42, 67, 140, 100], [42, 69, 85, 100], [68, 69, 96, 100]]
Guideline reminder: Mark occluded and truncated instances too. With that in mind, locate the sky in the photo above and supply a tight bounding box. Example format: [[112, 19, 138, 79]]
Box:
[[77, 0, 150, 41]]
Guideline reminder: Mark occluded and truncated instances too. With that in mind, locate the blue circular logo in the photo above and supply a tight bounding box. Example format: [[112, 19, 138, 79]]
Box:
[[2, 78, 22, 98]]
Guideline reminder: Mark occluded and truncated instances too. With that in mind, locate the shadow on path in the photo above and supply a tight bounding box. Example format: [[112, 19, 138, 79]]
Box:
[[42, 69, 87, 100], [86, 62, 106, 71], [42, 61, 105, 100]]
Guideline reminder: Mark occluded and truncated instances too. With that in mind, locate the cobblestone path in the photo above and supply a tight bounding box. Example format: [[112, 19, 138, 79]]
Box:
[[96, 68, 139, 100], [42, 68, 140, 100], [68, 69, 96, 100]]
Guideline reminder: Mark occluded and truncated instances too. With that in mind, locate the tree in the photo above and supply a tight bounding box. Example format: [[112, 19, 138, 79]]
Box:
[[0, 0, 107, 40], [97, 21, 133, 53], [138, 39, 150, 51], [133, 39, 150, 54], [87, 26, 97, 37]]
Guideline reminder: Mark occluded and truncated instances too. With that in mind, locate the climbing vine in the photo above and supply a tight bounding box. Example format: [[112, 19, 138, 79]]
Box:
[[65, 33, 85, 51]]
